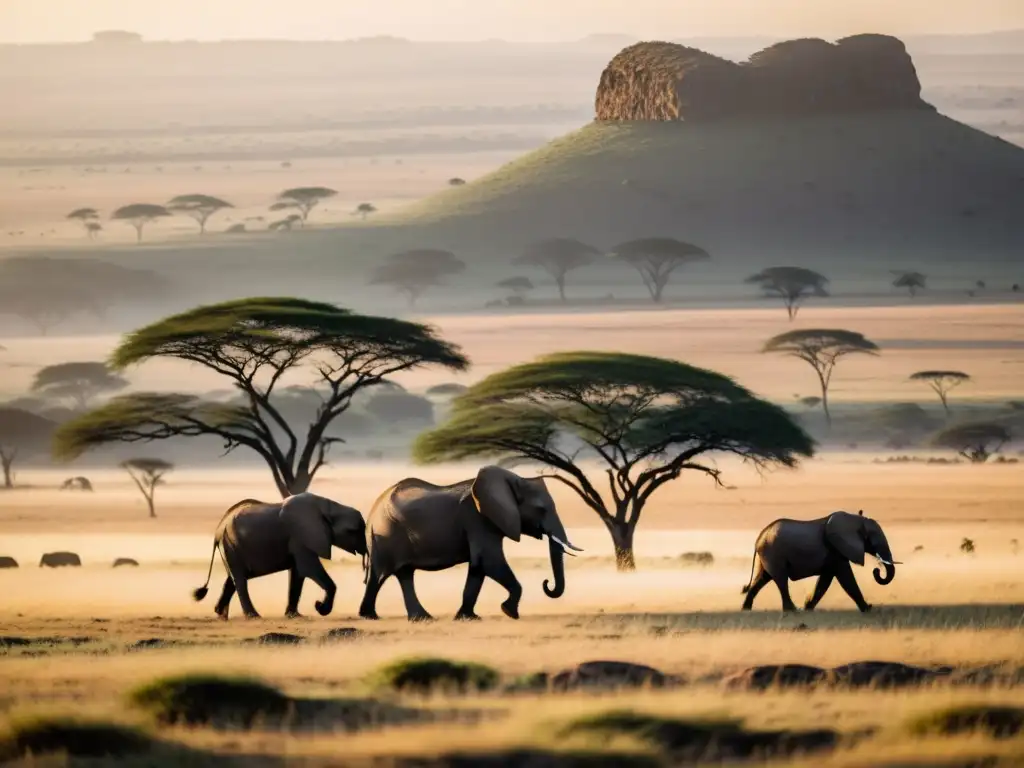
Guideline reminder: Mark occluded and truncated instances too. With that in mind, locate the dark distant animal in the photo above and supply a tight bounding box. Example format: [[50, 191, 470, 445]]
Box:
[[59, 476, 93, 491], [113, 557, 139, 567], [192, 493, 366, 620], [742, 510, 899, 613], [0, 556, 18, 569], [40, 551, 82, 567]]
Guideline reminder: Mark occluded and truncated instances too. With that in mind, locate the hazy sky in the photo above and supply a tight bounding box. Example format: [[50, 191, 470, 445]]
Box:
[[3, 0, 1023, 43]]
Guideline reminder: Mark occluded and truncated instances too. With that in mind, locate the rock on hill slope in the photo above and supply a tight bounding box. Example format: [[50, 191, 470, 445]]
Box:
[[594, 35, 932, 121]]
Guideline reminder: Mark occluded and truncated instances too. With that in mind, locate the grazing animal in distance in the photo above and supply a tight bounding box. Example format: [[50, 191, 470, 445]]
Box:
[[40, 551, 82, 568]]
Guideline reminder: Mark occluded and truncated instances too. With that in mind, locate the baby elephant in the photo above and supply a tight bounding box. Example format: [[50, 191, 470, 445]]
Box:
[[742, 510, 898, 613]]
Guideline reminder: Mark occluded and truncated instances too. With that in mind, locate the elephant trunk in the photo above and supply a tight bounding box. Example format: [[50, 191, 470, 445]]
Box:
[[543, 535, 566, 598], [542, 514, 579, 599], [872, 540, 897, 585]]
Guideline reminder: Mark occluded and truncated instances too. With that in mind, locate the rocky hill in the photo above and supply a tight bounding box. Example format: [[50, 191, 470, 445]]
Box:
[[595, 35, 931, 121], [369, 35, 1024, 287]]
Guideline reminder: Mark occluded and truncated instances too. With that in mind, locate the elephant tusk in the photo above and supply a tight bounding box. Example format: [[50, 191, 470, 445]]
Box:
[[550, 534, 584, 553], [875, 557, 903, 566]]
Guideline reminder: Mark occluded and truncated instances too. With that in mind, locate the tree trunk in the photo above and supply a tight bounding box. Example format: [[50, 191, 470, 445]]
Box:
[[1, 454, 13, 489], [145, 491, 156, 518], [605, 519, 637, 572], [134, 224, 143, 243], [555, 274, 567, 302], [818, 374, 832, 427]]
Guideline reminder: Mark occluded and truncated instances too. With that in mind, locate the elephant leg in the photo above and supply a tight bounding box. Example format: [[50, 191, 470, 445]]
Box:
[[358, 565, 389, 620], [483, 557, 522, 620], [741, 570, 772, 611], [454, 564, 485, 621], [834, 560, 872, 613], [224, 551, 260, 619], [214, 576, 235, 619], [396, 566, 433, 622], [804, 569, 835, 611], [285, 564, 304, 618], [772, 575, 799, 612], [292, 549, 336, 616]]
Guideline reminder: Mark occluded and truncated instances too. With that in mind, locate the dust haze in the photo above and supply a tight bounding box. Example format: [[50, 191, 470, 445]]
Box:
[[0, 14, 1023, 768]]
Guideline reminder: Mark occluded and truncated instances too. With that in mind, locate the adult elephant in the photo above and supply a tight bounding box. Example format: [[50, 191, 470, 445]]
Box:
[[39, 551, 81, 567], [359, 465, 581, 622], [192, 493, 366, 620], [741, 510, 899, 613]]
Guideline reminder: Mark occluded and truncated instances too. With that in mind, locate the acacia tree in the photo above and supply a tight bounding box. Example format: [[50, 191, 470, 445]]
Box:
[[931, 422, 1010, 463], [0, 408, 56, 488], [167, 194, 233, 234], [414, 351, 814, 571], [120, 457, 173, 518], [763, 329, 880, 426], [67, 207, 99, 238], [32, 362, 129, 411], [52, 298, 468, 497], [271, 187, 337, 224], [353, 202, 377, 220], [369, 249, 466, 307], [909, 370, 971, 416], [496, 276, 535, 302], [112, 203, 171, 242], [745, 267, 829, 320], [513, 238, 601, 302], [610, 237, 710, 303], [892, 271, 927, 297], [448, 177, 466, 186]]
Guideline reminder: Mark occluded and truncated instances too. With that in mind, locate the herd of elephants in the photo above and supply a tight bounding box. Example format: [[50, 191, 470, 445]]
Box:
[[185, 464, 900, 621]]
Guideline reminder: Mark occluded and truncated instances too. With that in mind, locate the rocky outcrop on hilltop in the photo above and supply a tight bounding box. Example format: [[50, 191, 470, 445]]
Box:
[[595, 34, 933, 121]]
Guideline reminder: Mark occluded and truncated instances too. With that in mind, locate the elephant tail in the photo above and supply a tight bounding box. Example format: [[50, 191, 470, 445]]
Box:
[[192, 540, 219, 601], [741, 550, 758, 594]]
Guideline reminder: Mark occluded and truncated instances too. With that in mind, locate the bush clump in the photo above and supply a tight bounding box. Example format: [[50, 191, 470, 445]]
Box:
[[0, 716, 155, 760], [368, 657, 500, 695], [128, 673, 290, 727], [906, 704, 1024, 739], [559, 709, 838, 761]]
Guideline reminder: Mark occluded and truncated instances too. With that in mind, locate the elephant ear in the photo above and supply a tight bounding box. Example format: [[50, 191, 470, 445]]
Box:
[[825, 511, 865, 566], [470, 466, 522, 542], [280, 493, 332, 560]]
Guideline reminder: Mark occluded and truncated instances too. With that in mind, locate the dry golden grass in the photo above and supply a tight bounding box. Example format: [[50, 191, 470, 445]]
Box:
[[0, 303, 1022, 765]]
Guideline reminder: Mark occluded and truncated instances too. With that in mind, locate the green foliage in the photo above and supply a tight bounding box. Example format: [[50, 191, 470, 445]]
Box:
[[55, 298, 467, 496], [930, 421, 1011, 462], [496, 276, 535, 296], [367, 657, 500, 695], [609, 237, 710, 302], [31, 361, 128, 410], [167, 193, 233, 233], [111, 203, 171, 242], [415, 351, 813, 569], [129, 673, 289, 726], [66, 207, 99, 221], [369, 249, 466, 307], [892, 270, 927, 296], [745, 266, 829, 319], [763, 329, 880, 425], [0, 716, 155, 760], [513, 238, 601, 301], [910, 370, 970, 414], [274, 186, 337, 222]]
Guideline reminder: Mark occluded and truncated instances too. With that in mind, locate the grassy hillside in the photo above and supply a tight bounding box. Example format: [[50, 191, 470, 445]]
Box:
[[371, 112, 1024, 275]]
